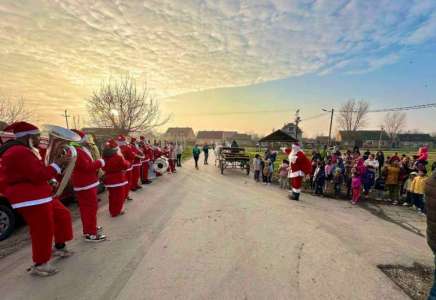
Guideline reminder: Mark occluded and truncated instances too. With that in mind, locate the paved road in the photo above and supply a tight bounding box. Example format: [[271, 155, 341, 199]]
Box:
[[0, 156, 432, 300]]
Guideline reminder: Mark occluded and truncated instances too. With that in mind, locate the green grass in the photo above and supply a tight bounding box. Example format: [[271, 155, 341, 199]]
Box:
[[182, 146, 193, 161]]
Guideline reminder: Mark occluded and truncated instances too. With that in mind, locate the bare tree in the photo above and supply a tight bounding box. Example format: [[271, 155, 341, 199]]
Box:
[[0, 96, 33, 124], [87, 75, 169, 133], [384, 112, 406, 142], [337, 99, 369, 131]]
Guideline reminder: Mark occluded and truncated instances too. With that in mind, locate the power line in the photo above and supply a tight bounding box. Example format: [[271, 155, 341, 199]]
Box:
[[366, 102, 436, 113]]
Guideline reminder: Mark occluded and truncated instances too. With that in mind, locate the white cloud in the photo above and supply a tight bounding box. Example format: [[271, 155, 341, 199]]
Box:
[[0, 0, 435, 124]]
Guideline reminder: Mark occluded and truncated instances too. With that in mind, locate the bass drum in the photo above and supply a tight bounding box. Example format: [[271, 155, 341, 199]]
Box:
[[153, 157, 168, 174]]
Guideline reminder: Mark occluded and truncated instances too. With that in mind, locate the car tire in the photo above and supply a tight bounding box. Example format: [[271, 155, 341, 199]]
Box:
[[0, 204, 16, 241]]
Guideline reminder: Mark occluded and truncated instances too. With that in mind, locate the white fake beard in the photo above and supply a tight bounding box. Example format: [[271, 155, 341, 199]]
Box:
[[29, 137, 42, 161]]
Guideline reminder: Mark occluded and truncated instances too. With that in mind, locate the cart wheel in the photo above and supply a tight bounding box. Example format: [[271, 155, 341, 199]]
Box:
[[220, 161, 224, 174], [246, 164, 250, 175]]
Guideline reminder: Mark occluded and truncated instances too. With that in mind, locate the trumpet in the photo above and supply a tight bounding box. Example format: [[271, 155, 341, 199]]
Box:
[[43, 125, 81, 197]]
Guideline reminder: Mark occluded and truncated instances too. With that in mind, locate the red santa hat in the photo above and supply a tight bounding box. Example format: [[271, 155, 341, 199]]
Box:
[[4, 121, 40, 138], [116, 135, 127, 146], [105, 139, 119, 150], [292, 142, 301, 151], [71, 129, 88, 143]]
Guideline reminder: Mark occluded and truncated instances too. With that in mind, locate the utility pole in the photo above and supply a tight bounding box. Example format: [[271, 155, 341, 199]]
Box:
[[322, 108, 335, 147], [378, 125, 384, 150], [328, 109, 334, 147], [62, 109, 71, 129], [294, 109, 301, 142]]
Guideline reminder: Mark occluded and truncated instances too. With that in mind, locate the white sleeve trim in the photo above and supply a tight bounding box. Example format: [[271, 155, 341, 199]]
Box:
[[98, 159, 105, 168], [50, 163, 61, 174]]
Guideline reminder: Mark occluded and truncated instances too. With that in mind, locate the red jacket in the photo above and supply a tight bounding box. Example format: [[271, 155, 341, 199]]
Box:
[[102, 154, 130, 188], [1, 143, 60, 208], [289, 151, 312, 178], [130, 144, 144, 167], [120, 145, 135, 171], [71, 147, 104, 192]]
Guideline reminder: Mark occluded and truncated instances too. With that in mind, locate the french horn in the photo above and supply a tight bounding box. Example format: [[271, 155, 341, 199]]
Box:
[[43, 125, 81, 197]]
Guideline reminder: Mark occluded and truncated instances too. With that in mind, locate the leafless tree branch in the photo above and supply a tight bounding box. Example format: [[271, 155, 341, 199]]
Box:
[[384, 112, 406, 142], [337, 99, 369, 131], [86, 75, 170, 133], [0, 96, 33, 124]]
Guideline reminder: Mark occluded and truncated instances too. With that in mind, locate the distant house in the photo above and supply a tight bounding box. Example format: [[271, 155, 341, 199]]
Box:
[[196, 130, 244, 145], [196, 131, 226, 145], [233, 133, 253, 146], [397, 133, 434, 148], [336, 130, 390, 148], [163, 127, 196, 143], [281, 123, 303, 140], [258, 129, 298, 148], [82, 127, 127, 148]]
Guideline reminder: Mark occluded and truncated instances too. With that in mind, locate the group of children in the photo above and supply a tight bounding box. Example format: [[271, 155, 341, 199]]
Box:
[[309, 147, 430, 212], [253, 154, 277, 185], [252, 145, 431, 214]]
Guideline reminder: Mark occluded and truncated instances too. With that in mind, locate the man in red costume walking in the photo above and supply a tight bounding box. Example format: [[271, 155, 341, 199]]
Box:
[[71, 129, 106, 242], [288, 143, 312, 201], [0, 122, 74, 276]]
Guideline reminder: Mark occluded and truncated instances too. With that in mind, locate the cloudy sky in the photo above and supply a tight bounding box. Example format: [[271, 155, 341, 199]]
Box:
[[0, 0, 436, 136]]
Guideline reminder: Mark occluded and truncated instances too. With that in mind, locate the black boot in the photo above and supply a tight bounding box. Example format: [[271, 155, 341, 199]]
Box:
[[291, 192, 300, 201]]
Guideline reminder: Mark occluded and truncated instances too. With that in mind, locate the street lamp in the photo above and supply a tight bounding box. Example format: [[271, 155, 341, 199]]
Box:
[[322, 108, 335, 147]]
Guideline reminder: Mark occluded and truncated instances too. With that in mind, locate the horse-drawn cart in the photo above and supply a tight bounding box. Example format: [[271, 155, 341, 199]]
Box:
[[217, 147, 250, 175]]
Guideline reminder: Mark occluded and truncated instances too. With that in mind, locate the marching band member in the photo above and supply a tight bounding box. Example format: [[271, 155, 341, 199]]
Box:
[[0, 122, 73, 276], [288, 143, 312, 201], [129, 137, 144, 191], [153, 143, 163, 177], [139, 136, 152, 184], [168, 142, 177, 173], [102, 139, 130, 217], [117, 135, 135, 200], [71, 130, 106, 242]]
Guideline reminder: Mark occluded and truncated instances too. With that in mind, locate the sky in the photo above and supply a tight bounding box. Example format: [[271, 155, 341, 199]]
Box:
[[0, 0, 436, 136]]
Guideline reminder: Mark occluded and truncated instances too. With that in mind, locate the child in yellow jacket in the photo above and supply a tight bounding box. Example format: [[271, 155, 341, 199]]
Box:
[[411, 169, 428, 214]]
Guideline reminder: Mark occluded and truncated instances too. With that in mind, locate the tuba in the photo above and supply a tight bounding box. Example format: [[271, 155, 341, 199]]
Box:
[[43, 125, 81, 197], [153, 157, 169, 174]]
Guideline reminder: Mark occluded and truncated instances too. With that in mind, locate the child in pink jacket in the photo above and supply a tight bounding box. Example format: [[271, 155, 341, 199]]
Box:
[[351, 167, 362, 205]]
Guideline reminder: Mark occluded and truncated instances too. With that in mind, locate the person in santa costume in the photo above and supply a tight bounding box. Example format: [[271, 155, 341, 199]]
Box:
[[129, 137, 145, 191], [288, 143, 312, 201], [71, 129, 106, 242], [117, 135, 135, 201], [139, 136, 152, 184], [102, 139, 130, 217], [0, 122, 74, 276]]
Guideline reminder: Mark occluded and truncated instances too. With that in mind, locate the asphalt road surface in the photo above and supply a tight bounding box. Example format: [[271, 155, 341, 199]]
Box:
[[0, 156, 432, 300]]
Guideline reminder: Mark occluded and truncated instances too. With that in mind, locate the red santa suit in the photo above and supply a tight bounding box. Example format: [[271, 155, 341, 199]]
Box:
[[0, 122, 73, 265], [117, 135, 135, 199], [102, 139, 130, 217], [71, 130, 104, 236], [153, 146, 163, 177], [129, 137, 144, 190], [288, 143, 312, 201], [139, 137, 152, 184]]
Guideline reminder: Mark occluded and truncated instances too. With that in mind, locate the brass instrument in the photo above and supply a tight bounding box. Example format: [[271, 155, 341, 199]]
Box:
[[153, 157, 169, 174], [43, 125, 81, 197]]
